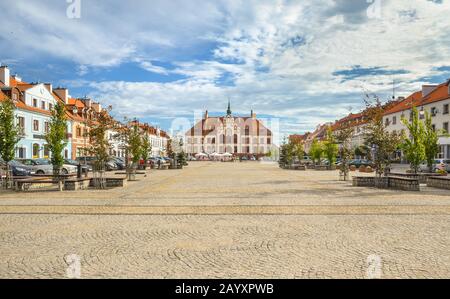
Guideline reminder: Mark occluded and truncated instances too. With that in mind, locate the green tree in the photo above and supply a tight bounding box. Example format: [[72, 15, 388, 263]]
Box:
[[177, 139, 187, 167], [0, 97, 21, 163], [278, 137, 289, 168], [309, 139, 324, 165], [45, 101, 68, 178], [141, 134, 152, 167], [128, 123, 142, 165], [335, 126, 354, 181], [293, 142, 304, 162], [423, 111, 440, 173], [364, 94, 402, 177], [323, 127, 338, 165], [85, 108, 113, 188], [0, 96, 21, 188], [400, 107, 425, 174]]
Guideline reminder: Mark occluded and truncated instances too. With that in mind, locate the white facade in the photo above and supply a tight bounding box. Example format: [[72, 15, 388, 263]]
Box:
[[383, 86, 450, 159]]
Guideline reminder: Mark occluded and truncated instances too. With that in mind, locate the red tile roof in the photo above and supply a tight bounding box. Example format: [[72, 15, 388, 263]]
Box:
[[383, 91, 423, 116], [420, 81, 450, 106]]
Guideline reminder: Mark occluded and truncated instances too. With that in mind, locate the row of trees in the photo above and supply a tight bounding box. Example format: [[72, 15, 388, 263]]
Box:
[[0, 96, 159, 189], [308, 128, 339, 166], [400, 106, 440, 173], [279, 94, 442, 180], [278, 138, 304, 168]]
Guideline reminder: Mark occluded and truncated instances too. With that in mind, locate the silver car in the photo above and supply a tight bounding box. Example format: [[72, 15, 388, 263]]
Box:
[[419, 159, 450, 172], [18, 159, 77, 175]]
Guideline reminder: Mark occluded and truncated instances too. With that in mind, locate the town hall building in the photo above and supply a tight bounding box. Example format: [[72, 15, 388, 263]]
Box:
[[185, 102, 274, 157]]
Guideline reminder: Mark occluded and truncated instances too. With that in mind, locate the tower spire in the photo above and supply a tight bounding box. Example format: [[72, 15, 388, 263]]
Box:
[[226, 99, 232, 116]]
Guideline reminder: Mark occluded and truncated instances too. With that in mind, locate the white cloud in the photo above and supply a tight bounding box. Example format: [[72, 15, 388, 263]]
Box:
[[2, 0, 450, 134]]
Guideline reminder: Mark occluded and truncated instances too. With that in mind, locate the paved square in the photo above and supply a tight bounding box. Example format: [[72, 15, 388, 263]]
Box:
[[0, 162, 449, 278]]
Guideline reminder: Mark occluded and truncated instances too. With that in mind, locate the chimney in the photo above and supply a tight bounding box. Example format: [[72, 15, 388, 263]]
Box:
[[0, 65, 10, 86], [204, 110, 209, 119], [12, 74, 21, 82], [91, 102, 102, 113], [251, 110, 256, 119], [81, 97, 92, 108], [422, 85, 438, 98], [44, 83, 52, 93], [54, 87, 69, 104]]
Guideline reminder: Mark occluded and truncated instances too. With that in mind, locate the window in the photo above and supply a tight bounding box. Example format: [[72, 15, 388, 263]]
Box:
[[267, 137, 271, 144], [12, 93, 17, 100], [76, 127, 82, 138], [444, 104, 449, 115], [33, 98, 38, 107], [33, 120, 39, 131], [41, 101, 46, 110], [431, 107, 437, 116], [43, 144, 50, 158], [17, 116, 25, 134], [49, 103, 53, 111], [245, 126, 250, 135], [32, 144, 40, 159], [444, 122, 449, 134], [18, 147, 26, 159], [64, 149, 69, 159], [44, 122, 50, 133], [385, 118, 390, 126], [211, 137, 215, 144], [392, 116, 397, 125], [432, 124, 436, 131]]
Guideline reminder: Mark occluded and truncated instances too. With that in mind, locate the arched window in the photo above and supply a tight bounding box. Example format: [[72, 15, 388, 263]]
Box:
[[43, 144, 50, 158], [33, 143, 40, 159]]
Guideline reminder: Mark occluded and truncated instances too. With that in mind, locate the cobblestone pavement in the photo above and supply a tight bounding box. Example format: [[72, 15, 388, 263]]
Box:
[[0, 162, 449, 278]]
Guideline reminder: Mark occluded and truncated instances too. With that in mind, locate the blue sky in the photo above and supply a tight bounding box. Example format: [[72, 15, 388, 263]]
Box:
[[1, 0, 450, 139]]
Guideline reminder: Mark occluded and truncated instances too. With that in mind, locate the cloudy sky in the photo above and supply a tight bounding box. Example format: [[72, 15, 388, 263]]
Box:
[[1, 0, 449, 138]]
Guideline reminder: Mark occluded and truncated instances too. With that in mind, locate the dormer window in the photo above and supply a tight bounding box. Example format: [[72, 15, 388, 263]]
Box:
[[41, 101, 46, 110]]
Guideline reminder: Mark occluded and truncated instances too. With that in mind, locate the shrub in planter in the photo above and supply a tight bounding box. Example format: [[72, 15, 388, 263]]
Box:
[[359, 165, 366, 173], [437, 169, 448, 176], [349, 165, 357, 171]]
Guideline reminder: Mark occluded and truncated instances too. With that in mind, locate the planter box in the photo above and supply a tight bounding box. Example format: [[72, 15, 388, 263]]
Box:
[[89, 178, 127, 188], [427, 176, 450, 190], [64, 178, 91, 191], [352, 176, 419, 191]]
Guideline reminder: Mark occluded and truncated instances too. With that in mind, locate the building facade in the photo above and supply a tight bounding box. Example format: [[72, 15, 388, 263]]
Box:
[[0, 66, 72, 159], [185, 103, 274, 157], [383, 82, 450, 159]]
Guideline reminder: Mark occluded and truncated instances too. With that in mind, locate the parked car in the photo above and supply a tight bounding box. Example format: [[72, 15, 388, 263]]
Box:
[[419, 159, 450, 173], [17, 159, 77, 175], [64, 159, 92, 174], [349, 159, 373, 168], [0, 159, 34, 177], [110, 157, 126, 170], [76, 156, 118, 171]]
